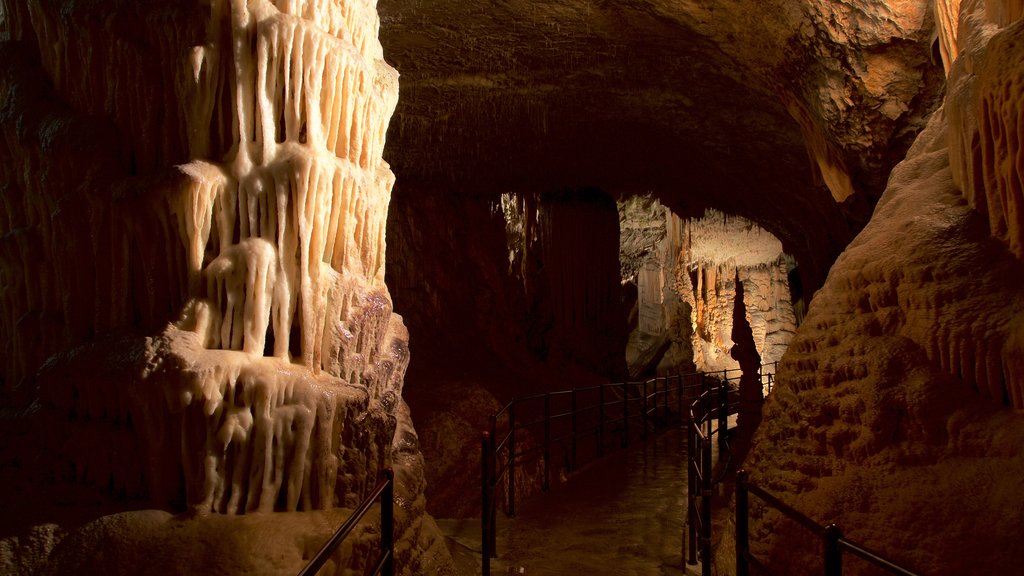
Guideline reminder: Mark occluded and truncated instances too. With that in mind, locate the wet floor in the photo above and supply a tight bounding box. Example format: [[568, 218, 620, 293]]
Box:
[[439, 427, 700, 576]]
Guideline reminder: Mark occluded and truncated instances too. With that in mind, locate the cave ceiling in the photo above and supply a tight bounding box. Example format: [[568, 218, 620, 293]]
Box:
[[377, 0, 945, 289]]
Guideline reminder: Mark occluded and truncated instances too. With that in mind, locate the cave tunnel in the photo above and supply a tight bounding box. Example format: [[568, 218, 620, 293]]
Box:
[[376, 0, 946, 521], [3, 1, 1024, 575]]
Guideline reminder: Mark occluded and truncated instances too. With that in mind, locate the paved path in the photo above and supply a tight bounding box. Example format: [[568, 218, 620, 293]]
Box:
[[439, 427, 696, 576]]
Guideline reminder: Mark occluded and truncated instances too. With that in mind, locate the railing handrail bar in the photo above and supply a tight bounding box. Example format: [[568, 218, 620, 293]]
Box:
[[484, 362, 777, 575], [838, 538, 921, 576], [517, 391, 549, 401], [745, 482, 823, 535], [738, 471, 921, 576], [515, 416, 548, 430], [494, 428, 514, 454], [494, 400, 514, 420], [298, 468, 393, 576]]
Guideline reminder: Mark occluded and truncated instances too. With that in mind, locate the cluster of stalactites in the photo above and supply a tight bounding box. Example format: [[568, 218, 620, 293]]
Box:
[[948, 2, 1024, 258], [183, 1, 398, 168], [934, 0, 1023, 76], [684, 209, 785, 269], [934, 0, 964, 75], [169, 0, 399, 379], [671, 210, 795, 373]]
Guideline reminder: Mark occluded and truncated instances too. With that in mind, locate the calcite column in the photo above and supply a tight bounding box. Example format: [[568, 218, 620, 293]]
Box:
[[0, 2, 453, 573]]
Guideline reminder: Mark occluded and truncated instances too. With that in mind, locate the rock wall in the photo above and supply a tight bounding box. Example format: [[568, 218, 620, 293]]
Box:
[[742, 2, 1024, 574], [0, 0, 452, 574]]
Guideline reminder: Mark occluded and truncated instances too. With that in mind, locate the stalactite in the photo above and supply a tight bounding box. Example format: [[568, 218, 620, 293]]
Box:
[[0, 0, 407, 515]]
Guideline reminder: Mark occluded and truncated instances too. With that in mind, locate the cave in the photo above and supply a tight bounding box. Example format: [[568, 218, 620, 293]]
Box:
[[1, 0, 1024, 575]]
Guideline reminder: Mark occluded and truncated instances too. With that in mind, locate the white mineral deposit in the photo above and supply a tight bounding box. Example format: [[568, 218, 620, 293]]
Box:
[[2, 1, 1024, 575]]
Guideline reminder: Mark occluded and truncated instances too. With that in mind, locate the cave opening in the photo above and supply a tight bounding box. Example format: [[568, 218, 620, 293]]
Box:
[[617, 195, 797, 384], [385, 184, 801, 517]]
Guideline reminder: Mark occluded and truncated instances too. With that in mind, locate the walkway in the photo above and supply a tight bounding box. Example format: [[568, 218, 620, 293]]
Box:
[[439, 427, 696, 576]]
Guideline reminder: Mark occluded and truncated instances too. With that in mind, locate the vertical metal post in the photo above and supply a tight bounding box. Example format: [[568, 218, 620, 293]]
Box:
[[718, 380, 728, 459], [686, 421, 697, 566], [641, 380, 648, 440], [824, 524, 843, 576], [487, 413, 498, 555], [570, 387, 577, 472], [490, 415, 497, 465], [704, 376, 714, 444], [481, 432, 491, 576], [678, 374, 684, 423], [655, 379, 663, 424], [508, 402, 516, 518], [382, 468, 395, 576], [543, 393, 551, 492], [653, 378, 659, 425], [622, 382, 629, 448], [598, 384, 605, 457], [489, 432, 497, 558], [736, 470, 749, 576], [701, 435, 713, 576]]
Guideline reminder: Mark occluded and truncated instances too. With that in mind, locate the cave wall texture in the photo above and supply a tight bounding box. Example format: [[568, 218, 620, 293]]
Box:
[[741, 1, 1024, 575]]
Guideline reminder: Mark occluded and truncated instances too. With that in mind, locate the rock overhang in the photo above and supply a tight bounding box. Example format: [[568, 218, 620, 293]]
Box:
[[376, 0, 946, 293]]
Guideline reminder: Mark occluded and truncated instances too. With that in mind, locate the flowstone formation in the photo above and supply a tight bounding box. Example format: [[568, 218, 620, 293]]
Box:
[[0, 1, 452, 574], [740, 2, 1024, 575], [619, 197, 797, 383]]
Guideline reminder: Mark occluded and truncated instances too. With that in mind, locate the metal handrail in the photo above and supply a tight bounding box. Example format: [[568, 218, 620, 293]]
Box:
[[298, 468, 394, 576], [481, 362, 779, 576], [480, 373, 693, 576], [736, 470, 920, 576]]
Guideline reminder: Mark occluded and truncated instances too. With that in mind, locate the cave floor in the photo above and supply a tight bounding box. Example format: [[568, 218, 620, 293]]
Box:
[[438, 426, 696, 576]]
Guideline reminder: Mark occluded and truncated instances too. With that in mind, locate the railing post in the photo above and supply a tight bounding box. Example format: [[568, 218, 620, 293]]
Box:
[[678, 374, 684, 423], [686, 420, 697, 566], [824, 524, 843, 576], [658, 377, 665, 425], [488, 412, 498, 556], [622, 382, 629, 448], [652, 378, 659, 426], [382, 468, 395, 576], [641, 380, 648, 440], [489, 431, 497, 558], [718, 379, 728, 459], [481, 431, 491, 576], [736, 470, 749, 576], [508, 402, 516, 518], [598, 384, 605, 457], [543, 393, 551, 492], [490, 414, 497, 461], [703, 376, 714, 443], [701, 434, 713, 576], [570, 386, 578, 472]]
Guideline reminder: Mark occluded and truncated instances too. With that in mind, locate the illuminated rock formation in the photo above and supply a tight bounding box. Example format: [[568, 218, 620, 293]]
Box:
[[620, 198, 796, 380], [683, 210, 794, 376], [743, 2, 1024, 575], [0, 0, 452, 573]]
